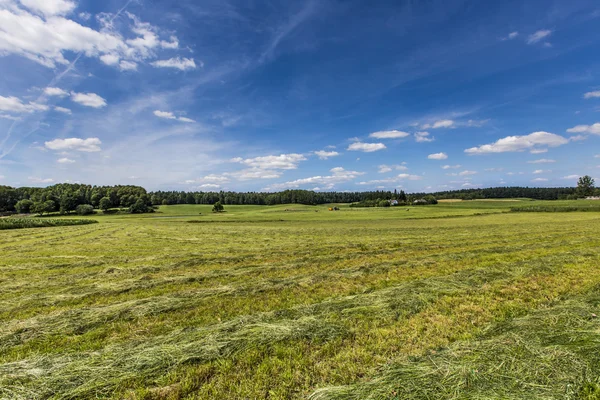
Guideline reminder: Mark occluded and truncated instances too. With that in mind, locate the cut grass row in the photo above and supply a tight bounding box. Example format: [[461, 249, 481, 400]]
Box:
[[0, 218, 97, 230]]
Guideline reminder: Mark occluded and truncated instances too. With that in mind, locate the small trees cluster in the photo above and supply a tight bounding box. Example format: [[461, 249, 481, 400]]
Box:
[[212, 201, 224, 213]]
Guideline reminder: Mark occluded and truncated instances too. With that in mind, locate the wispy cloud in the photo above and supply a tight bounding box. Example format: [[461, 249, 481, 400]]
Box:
[[527, 29, 552, 45]]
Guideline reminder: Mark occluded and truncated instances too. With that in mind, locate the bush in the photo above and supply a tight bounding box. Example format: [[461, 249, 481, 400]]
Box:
[[212, 201, 224, 213], [129, 198, 152, 214], [15, 199, 33, 213], [76, 204, 95, 215], [378, 200, 391, 207]]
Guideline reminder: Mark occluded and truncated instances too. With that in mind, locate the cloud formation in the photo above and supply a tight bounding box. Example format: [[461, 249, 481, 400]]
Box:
[[428, 152, 448, 160], [369, 130, 410, 139], [465, 132, 567, 154], [347, 142, 386, 152], [45, 137, 102, 152]]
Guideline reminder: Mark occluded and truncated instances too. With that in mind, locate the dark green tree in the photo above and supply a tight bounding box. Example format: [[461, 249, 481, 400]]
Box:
[[15, 199, 34, 213], [99, 197, 112, 212], [212, 201, 224, 213], [576, 175, 595, 198]]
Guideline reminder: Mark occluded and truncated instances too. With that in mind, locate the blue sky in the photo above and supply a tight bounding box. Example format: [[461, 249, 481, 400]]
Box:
[[1, 0, 600, 192]]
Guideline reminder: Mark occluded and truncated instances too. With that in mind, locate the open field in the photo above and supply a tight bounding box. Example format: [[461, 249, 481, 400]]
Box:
[[1, 201, 600, 399]]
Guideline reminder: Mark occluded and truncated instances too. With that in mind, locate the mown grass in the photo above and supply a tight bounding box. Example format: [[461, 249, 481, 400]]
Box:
[[511, 204, 600, 212], [1, 201, 599, 399], [0, 218, 98, 230]]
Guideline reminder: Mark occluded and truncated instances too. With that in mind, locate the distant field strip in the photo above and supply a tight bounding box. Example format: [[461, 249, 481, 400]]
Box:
[[1, 205, 599, 399]]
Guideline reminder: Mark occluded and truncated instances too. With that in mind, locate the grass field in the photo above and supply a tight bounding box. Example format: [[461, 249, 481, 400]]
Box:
[[1, 200, 600, 399]]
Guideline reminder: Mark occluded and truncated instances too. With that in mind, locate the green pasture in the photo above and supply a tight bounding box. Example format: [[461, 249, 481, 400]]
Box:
[[1, 200, 600, 399]]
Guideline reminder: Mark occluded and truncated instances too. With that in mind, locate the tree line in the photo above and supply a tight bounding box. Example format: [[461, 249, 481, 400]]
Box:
[[0, 179, 594, 215]]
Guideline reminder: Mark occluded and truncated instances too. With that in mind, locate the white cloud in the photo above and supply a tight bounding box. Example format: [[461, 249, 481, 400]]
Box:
[[153, 110, 194, 123], [151, 57, 197, 71], [485, 167, 504, 172], [442, 164, 461, 169], [20, 0, 76, 17], [70, 92, 106, 108], [54, 106, 71, 114], [369, 130, 410, 139], [154, 110, 176, 120], [231, 153, 306, 170], [100, 53, 119, 65], [465, 131, 568, 154], [57, 157, 75, 164], [314, 150, 340, 159], [414, 131, 434, 142], [428, 152, 448, 160], [584, 91, 600, 99], [397, 173, 422, 180], [0, 114, 21, 120], [459, 170, 477, 176], [0, 4, 184, 70], [347, 142, 386, 152], [28, 176, 54, 184], [45, 137, 101, 152], [0, 95, 48, 113], [531, 178, 548, 182], [44, 87, 68, 97], [508, 31, 519, 39], [378, 164, 408, 173], [527, 159, 556, 164], [466, 119, 489, 127], [532, 169, 550, 174], [265, 167, 364, 191], [562, 175, 580, 180], [567, 123, 600, 135], [527, 30, 552, 44], [119, 60, 138, 71], [78, 11, 90, 20], [197, 183, 220, 189], [432, 119, 454, 129]]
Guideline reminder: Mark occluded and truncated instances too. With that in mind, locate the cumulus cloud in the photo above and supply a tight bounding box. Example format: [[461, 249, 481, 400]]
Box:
[[119, 60, 138, 71], [57, 157, 75, 164], [527, 29, 552, 44], [584, 91, 600, 99], [44, 87, 69, 97], [265, 167, 364, 191], [0, 2, 184, 70], [442, 164, 461, 169], [465, 131, 568, 154], [428, 152, 448, 160], [414, 131, 434, 142], [314, 150, 340, 159], [197, 183, 221, 189], [567, 123, 600, 135], [45, 137, 102, 152], [531, 178, 548, 182], [70, 92, 106, 108], [533, 169, 550, 174], [231, 153, 306, 170], [562, 175, 580, 180], [0, 95, 48, 113], [369, 130, 410, 139], [151, 57, 197, 71], [54, 106, 71, 114], [458, 170, 477, 176], [527, 159, 556, 164], [347, 142, 386, 152], [20, 0, 76, 17], [378, 164, 408, 173], [503, 31, 519, 40]]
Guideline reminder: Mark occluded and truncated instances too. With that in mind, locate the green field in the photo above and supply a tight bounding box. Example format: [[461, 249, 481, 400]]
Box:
[[1, 201, 600, 399]]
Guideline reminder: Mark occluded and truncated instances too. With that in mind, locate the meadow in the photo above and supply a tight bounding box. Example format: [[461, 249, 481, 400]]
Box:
[[1, 200, 600, 399]]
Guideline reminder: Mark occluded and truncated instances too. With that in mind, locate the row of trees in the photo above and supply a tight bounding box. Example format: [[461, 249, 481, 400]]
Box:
[[0, 178, 595, 214], [0, 184, 152, 215]]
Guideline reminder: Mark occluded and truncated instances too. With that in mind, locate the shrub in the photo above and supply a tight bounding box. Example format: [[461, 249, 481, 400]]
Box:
[[15, 199, 33, 213], [76, 204, 95, 215]]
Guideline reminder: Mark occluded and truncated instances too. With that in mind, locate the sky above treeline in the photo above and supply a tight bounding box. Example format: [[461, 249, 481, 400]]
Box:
[[0, 0, 599, 192]]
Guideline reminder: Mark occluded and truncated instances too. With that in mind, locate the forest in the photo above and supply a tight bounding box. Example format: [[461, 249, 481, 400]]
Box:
[[0, 183, 587, 214]]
